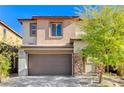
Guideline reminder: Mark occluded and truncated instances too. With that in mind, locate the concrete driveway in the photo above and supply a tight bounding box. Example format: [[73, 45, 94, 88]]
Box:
[[0, 76, 101, 87]]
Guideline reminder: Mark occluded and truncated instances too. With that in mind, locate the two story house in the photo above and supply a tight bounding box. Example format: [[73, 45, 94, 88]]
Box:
[[18, 16, 95, 76]]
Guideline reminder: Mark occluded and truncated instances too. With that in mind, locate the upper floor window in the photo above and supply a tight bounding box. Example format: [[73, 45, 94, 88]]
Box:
[[30, 23, 37, 36], [3, 29, 7, 40], [50, 23, 62, 37]]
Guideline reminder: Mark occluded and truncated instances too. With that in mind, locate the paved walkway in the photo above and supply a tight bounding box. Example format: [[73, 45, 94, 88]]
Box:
[[0, 76, 101, 87]]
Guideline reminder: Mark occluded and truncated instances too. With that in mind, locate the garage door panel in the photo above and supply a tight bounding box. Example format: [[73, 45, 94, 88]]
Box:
[[28, 54, 72, 75]]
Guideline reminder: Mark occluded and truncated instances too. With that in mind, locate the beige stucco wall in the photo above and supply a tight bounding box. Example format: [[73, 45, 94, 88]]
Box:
[[22, 19, 80, 46], [0, 25, 3, 40], [0, 24, 22, 46], [73, 41, 87, 53], [22, 21, 37, 45]]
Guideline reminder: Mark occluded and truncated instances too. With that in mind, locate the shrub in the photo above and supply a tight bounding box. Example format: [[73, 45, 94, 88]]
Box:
[[0, 54, 11, 82]]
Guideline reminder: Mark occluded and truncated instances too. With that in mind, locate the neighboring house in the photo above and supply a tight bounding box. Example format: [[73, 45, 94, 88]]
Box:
[[0, 20, 22, 73], [0, 21, 22, 45], [18, 16, 95, 76]]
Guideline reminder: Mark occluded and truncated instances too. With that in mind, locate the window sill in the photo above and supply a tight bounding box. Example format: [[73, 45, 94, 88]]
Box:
[[30, 35, 36, 37], [49, 36, 63, 39]]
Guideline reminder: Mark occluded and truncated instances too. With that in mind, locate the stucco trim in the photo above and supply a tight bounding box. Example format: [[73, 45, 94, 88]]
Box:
[[26, 49, 73, 54], [21, 45, 73, 48], [70, 38, 82, 43], [22, 47, 73, 51]]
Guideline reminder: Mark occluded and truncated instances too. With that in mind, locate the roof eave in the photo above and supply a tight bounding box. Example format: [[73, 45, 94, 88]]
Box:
[[0, 21, 22, 39], [18, 19, 36, 24], [18, 16, 81, 23]]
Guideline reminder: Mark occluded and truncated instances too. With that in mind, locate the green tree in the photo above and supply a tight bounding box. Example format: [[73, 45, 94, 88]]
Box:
[[77, 6, 124, 83], [0, 38, 20, 83], [0, 54, 11, 83]]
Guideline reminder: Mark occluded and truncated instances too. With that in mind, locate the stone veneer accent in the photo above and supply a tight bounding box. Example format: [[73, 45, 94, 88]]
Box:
[[73, 53, 83, 75]]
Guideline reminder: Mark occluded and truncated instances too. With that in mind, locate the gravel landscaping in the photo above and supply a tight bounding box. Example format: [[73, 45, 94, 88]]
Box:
[[102, 75, 124, 87]]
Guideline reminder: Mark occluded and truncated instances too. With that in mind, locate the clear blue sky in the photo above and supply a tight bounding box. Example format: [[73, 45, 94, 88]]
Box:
[[0, 5, 83, 35]]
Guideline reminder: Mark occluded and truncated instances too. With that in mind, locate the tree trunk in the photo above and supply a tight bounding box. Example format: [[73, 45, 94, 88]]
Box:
[[0, 69, 1, 83], [82, 57, 86, 73], [0, 76, 1, 83], [106, 65, 109, 73], [117, 64, 124, 76], [0, 63, 1, 83], [99, 71, 103, 83], [97, 64, 104, 84]]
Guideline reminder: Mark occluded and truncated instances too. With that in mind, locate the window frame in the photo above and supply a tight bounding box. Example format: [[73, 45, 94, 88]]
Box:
[[3, 28, 7, 40], [30, 23, 37, 36], [49, 22, 63, 38]]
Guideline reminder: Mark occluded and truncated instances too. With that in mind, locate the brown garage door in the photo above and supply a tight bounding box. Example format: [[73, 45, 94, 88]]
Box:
[[28, 54, 72, 75]]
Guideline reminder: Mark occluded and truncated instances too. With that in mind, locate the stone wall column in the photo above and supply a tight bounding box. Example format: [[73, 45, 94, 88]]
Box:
[[73, 40, 86, 76], [73, 53, 83, 76], [18, 50, 28, 76]]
